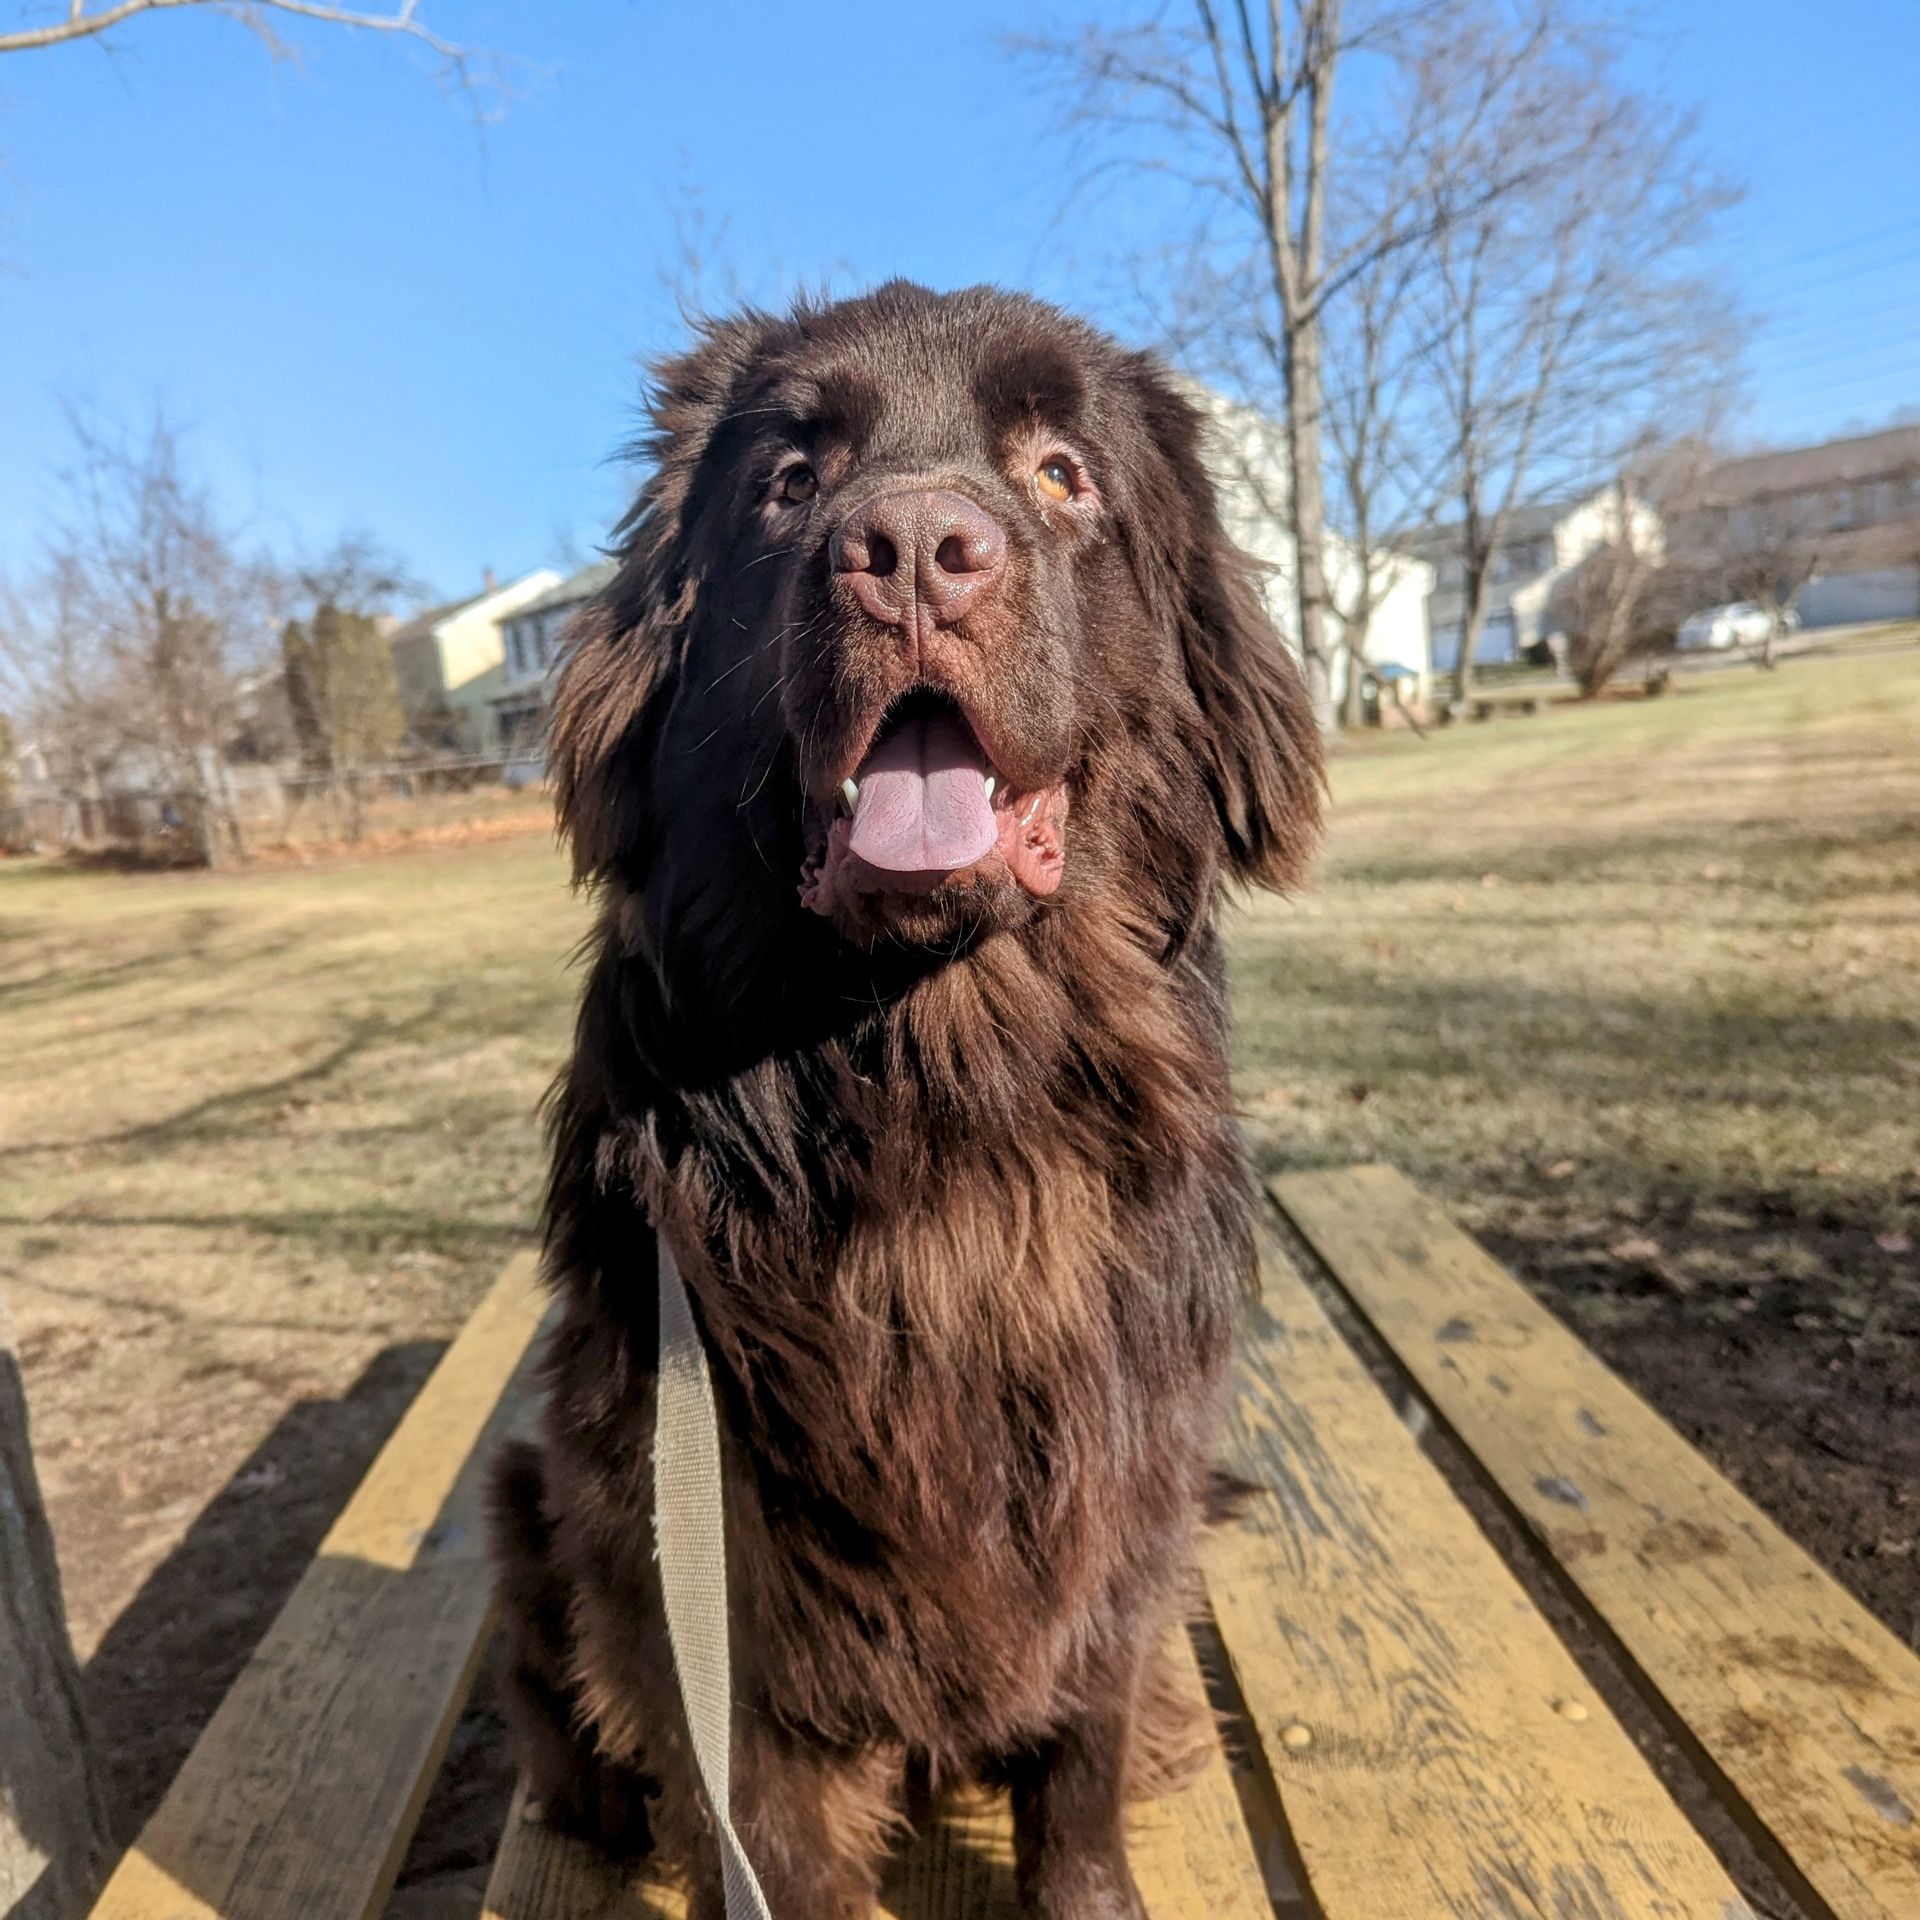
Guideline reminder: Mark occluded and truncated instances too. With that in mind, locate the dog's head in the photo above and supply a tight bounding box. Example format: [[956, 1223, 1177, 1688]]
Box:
[[553, 283, 1321, 968]]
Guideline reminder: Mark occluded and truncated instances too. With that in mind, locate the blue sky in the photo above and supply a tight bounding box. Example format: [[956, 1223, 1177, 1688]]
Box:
[[2, 0, 1916, 601]]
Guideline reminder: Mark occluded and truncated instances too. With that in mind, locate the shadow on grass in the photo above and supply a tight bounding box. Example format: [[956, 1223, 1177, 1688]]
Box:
[[0, 913, 307, 1015], [2, 1211, 529, 1336], [0, 991, 453, 1160], [1325, 816, 1920, 897], [82, 1340, 448, 1845], [1231, 941, 1920, 1105]]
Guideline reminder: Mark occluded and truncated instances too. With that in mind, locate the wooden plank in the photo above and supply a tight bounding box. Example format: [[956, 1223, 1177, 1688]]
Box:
[[1124, 1630, 1275, 1918], [881, 1791, 1017, 1920], [1207, 1223, 1756, 1920], [877, 1627, 1271, 1919], [88, 1253, 551, 1920], [1274, 1163, 1920, 1920], [486, 1632, 1268, 1918], [482, 1783, 685, 1920]]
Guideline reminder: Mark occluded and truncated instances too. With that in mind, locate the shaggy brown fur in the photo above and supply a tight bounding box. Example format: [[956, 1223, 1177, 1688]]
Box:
[[490, 282, 1322, 1919]]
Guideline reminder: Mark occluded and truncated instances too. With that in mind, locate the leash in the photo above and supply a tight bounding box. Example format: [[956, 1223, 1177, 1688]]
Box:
[[653, 1226, 774, 1919]]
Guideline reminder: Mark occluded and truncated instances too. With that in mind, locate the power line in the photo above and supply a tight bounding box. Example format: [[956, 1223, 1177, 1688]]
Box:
[[1753, 243, 1920, 307], [1759, 331, 1920, 382], [1765, 214, 1920, 272], [1759, 292, 1920, 346], [1761, 360, 1920, 404]]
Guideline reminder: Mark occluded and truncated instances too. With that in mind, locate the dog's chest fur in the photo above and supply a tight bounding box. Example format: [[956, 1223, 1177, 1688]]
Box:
[[543, 924, 1250, 1759]]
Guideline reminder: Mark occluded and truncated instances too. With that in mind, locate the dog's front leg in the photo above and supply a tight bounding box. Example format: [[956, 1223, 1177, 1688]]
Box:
[[1007, 1700, 1146, 1920], [681, 1724, 900, 1920]]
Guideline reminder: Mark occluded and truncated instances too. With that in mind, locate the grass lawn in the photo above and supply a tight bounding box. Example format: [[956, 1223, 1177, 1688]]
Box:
[[1, 638, 1915, 1843], [1234, 642, 1920, 1239]]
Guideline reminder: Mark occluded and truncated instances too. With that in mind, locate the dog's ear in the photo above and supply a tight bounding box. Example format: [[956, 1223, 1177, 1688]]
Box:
[[549, 312, 785, 885], [1121, 357, 1325, 891]]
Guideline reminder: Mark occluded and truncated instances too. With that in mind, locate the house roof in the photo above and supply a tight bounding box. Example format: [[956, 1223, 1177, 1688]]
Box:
[[509, 559, 617, 621], [1810, 521, 1920, 574], [387, 570, 566, 648], [385, 591, 487, 649], [1700, 424, 1920, 507], [1402, 496, 1591, 555]]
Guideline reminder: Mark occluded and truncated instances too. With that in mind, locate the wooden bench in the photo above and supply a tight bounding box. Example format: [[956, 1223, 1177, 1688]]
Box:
[[86, 1167, 1920, 1920]]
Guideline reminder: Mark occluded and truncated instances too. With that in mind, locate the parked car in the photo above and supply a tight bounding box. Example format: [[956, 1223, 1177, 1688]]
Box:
[[1676, 601, 1800, 651]]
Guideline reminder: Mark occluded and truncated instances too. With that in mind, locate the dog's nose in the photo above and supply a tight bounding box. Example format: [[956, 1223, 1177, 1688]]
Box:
[[829, 489, 1006, 627]]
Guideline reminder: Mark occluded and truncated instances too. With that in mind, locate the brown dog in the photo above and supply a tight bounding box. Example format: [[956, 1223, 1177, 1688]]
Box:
[[490, 282, 1322, 1918]]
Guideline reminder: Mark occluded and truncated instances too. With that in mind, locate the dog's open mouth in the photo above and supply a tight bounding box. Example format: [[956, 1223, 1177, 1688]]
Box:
[[799, 693, 1068, 917]]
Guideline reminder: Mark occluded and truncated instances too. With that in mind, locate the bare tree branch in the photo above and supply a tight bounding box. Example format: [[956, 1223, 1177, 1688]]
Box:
[[0, 0, 507, 113]]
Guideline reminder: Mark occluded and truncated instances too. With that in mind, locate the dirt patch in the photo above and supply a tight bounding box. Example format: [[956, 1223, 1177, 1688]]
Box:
[[1484, 1190, 1920, 1649]]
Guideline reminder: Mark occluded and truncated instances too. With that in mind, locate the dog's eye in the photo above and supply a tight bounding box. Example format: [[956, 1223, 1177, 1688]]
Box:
[[1035, 458, 1075, 503], [777, 464, 818, 505]]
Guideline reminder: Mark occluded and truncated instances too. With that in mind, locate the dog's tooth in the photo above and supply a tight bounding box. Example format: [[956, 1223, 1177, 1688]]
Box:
[[839, 778, 859, 814], [1022, 796, 1040, 827], [984, 776, 996, 802]]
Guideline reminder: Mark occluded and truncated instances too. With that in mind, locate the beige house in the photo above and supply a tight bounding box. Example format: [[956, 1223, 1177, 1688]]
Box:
[[1689, 425, 1920, 629], [1408, 487, 1661, 672], [388, 569, 562, 752]]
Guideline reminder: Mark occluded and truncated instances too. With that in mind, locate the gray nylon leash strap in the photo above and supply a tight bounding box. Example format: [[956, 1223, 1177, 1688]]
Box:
[[653, 1227, 774, 1920]]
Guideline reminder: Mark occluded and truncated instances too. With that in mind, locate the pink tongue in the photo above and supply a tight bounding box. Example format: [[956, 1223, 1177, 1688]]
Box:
[[847, 708, 997, 874]]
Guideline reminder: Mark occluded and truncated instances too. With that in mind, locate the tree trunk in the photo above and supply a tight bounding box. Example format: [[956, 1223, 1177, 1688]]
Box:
[[1340, 609, 1372, 729], [1263, 0, 1341, 737], [192, 746, 223, 870], [1452, 571, 1489, 703], [1452, 501, 1489, 704], [1287, 367, 1337, 732], [1, 1291, 113, 1919]]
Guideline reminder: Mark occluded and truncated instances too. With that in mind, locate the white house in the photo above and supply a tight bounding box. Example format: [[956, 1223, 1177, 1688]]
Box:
[[490, 559, 617, 764], [387, 569, 562, 753], [1406, 487, 1661, 672], [1190, 385, 1436, 707]]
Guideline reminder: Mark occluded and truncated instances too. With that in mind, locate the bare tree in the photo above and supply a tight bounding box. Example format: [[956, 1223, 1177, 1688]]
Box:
[[9, 410, 273, 866], [1015, 3, 1659, 731], [1411, 10, 1737, 700], [1019, 1, 1454, 730], [1546, 477, 1662, 696], [278, 533, 414, 839], [1317, 169, 1467, 724], [1547, 428, 1776, 696], [1675, 485, 1829, 669]]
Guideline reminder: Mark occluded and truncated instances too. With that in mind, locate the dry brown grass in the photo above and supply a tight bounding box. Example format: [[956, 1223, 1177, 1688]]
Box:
[[0, 834, 586, 1660], [1230, 640, 1920, 1263]]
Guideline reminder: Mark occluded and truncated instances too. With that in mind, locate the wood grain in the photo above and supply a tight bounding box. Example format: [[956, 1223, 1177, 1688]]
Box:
[[86, 1253, 551, 1920], [1208, 1221, 1755, 1919], [483, 1782, 687, 1920], [485, 1627, 1267, 1918], [876, 1626, 1271, 1918], [1274, 1162, 1920, 1920]]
